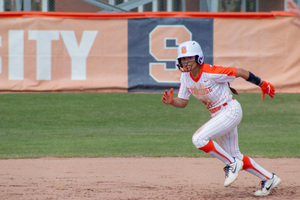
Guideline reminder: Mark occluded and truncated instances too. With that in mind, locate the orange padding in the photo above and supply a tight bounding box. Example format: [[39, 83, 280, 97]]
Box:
[[0, 11, 296, 19]]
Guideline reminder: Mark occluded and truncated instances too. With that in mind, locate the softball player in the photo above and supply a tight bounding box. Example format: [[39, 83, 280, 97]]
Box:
[[161, 41, 281, 196]]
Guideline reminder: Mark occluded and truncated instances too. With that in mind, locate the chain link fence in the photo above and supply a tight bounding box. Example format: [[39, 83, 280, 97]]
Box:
[[2, 0, 300, 12]]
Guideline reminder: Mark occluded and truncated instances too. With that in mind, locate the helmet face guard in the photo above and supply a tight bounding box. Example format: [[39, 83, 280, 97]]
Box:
[[177, 56, 199, 72], [177, 41, 204, 72]]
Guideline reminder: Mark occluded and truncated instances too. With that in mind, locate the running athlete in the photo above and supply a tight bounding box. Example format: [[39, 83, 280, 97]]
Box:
[[161, 41, 281, 196]]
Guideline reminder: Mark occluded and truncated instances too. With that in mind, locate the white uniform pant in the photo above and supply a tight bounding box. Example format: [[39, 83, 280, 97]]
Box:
[[192, 99, 273, 180], [192, 99, 243, 160]]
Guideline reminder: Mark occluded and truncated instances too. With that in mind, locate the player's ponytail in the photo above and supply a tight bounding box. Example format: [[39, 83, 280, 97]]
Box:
[[228, 83, 239, 95]]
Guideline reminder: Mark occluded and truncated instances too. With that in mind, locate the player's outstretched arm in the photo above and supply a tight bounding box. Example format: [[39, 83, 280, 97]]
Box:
[[161, 88, 188, 108], [287, 0, 300, 27], [236, 68, 275, 100]]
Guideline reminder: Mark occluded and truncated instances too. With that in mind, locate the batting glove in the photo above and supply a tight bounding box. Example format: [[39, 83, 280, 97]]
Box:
[[162, 88, 174, 105], [260, 81, 275, 100]]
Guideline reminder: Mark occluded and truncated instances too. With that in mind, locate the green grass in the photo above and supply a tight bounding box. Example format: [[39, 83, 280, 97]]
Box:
[[0, 92, 299, 159]]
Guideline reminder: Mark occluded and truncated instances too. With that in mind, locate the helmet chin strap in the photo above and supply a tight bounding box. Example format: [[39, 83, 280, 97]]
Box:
[[177, 57, 202, 72]]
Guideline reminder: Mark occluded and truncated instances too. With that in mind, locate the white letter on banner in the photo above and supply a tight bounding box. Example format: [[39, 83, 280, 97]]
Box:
[[60, 31, 98, 80], [9, 30, 24, 80], [29, 30, 59, 80]]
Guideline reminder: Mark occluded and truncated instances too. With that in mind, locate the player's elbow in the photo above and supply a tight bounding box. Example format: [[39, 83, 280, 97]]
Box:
[[236, 68, 249, 80], [178, 99, 189, 108]]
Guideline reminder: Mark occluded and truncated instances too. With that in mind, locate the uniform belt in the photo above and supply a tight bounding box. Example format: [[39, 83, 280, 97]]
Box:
[[210, 98, 235, 113]]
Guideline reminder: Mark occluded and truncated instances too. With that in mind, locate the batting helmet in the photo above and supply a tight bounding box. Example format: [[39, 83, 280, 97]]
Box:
[[177, 41, 204, 71]]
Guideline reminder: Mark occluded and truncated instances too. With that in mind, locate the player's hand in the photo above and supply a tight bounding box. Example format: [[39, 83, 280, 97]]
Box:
[[161, 88, 174, 105], [260, 81, 275, 100]]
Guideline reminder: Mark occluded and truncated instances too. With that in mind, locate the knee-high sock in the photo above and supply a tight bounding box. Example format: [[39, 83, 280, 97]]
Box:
[[199, 140, 235, 165], [242, 155, 273, 180]]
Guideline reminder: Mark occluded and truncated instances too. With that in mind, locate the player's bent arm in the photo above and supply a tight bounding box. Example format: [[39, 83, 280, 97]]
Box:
[[235, 68, 249, 79], [236, 68, 275, 100], [236, 68, 263, 86], [171, 97, 189, 108]]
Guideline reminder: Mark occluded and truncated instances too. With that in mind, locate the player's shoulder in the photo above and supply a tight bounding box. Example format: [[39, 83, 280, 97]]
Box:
[[202, 63, 223, 71], [202, 63, 236, 76]]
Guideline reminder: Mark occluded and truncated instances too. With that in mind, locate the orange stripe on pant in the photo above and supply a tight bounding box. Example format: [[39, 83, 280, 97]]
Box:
[[199, 140, 232, 163], [242, 155, 271, 179]]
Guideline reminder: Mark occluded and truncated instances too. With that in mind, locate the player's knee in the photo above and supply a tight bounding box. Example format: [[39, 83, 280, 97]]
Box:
[[192, 133, 208, 149]]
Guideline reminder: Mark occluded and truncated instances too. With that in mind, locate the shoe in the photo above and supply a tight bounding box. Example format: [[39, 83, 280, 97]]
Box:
[[224, 158, 244, 187], [254, 174, 281, 196]]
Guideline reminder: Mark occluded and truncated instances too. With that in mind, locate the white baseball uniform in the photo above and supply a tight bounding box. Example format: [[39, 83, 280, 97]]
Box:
[[177, 63, 273, 180], [178, 63, 235, 111]]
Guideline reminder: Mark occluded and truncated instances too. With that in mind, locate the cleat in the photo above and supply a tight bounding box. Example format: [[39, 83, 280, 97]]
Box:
[[224, 158, 243, 187], [254, 174, 281, 196]]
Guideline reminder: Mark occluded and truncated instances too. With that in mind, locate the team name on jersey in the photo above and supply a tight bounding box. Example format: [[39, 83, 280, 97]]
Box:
[[188, 86, 212, 96]]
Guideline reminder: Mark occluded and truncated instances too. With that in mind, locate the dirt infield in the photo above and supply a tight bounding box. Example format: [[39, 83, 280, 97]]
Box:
[[0, 157, 299, 200]]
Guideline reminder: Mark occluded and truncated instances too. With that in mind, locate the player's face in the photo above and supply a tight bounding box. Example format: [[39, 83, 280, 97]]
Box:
[[181, 56, 197, 72]]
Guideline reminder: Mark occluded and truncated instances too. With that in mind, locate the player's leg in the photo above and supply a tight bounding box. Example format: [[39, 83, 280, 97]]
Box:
[[192, 100, 243, 186], [198, 139, 243, 187], [217, 131, 281, 196], [215, 127, 243, 160], [192, 117, 238, 165], [216, 130, 273, 179], [242, 155, 281, 196], [192, 100, 242, 162], [242, 156, 273, 179], [215, 126, 244, 187]]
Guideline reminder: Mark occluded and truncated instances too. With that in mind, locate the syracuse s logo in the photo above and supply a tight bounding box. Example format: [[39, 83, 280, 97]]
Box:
[[181, 46, 187, 54]]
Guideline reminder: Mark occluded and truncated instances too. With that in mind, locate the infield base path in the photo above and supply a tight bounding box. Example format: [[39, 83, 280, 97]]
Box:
[[0, 157, 299, 200]]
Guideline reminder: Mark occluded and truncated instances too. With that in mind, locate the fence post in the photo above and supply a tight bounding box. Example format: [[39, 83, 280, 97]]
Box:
[[42, 0, 48, 12]]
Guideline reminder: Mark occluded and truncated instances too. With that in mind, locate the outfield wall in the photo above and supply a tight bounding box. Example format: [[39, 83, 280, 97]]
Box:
[[0, 11, 299, 93]]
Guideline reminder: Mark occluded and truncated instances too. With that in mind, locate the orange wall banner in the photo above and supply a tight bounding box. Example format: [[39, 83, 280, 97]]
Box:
[[0, 16, 128, 92], [0, 11, 299, 93], [213, 16, 300, 93]]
